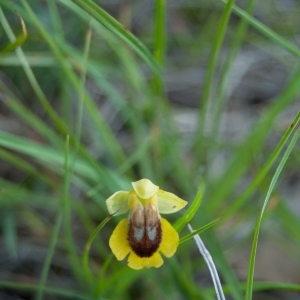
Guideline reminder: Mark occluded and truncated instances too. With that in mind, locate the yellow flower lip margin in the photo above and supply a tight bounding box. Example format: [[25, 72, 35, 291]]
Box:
[[106, 178, 188, 270]]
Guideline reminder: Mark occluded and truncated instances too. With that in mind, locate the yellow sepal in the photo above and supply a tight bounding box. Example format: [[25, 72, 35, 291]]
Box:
[[157, 190, 188, 214], [106, 191, 129, 216], [131, 179, 159, 199]]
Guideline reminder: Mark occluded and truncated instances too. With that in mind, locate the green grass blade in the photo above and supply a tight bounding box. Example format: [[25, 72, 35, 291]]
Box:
[[71, 23, 92, 176], [72, 0, 160, 75], [251, 282, 300, 293], [209, 67, 300, 210], [0, 6, 69, 135], [82, 214, 113, 283], [0, 280, 97, 299], [0, 10, 27, 54], [0, 147, 55, 189], [0, 130, 120, 192], [0, 131, 93, 179], [62, 135, 87, 286], [0, 53, 55, 66], [93, 254, 113, 296], [224, 111, 300, 218], [196, 0, 235, 154], [1, 1, 129, 179], [153, 0, 165, 66], [179, 218, 221, 244], [220, 0, 300, 58], [275, 200, 300, 247], [209, 281, 300, 295], [46, 0, 64, 39], [2, 208, 18, 260], [35, 211, 63, 300], [20, 0, 128, 166], [152, 0, 165, 94], [0, 81, 63, 147], [56, 0, 155, 178], [174, 180, 205, 232], [212, 0, 258, 141], [75, 24, 91, 152], [245, 127, 300, 300], [168, 259, 206, 299]]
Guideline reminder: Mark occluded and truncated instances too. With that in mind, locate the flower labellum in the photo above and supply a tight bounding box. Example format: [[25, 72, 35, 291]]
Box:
[[106, 179, 188, 270]]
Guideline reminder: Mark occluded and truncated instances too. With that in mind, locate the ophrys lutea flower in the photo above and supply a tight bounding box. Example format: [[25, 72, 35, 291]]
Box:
[[106, 179, 188, 270]]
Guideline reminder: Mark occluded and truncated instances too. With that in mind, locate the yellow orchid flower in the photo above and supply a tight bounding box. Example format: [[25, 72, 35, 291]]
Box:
[[106, 178, 188, 270]]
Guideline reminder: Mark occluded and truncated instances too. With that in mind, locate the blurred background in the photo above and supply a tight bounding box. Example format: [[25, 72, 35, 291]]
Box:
[[0, 0, 300, 299]]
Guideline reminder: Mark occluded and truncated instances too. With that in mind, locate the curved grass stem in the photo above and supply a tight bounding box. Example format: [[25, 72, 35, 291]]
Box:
[[188, 224, 226, 300]]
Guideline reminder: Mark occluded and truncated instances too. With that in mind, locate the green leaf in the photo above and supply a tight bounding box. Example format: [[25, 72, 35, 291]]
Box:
[[82, 215, 113, 283], [174, 180, 205, 232], [72, 0, 161, 75], [179, 218, 221, 244], [219, 0, 300, 58], [0, 10, 27, 54], [2, 209, 18, 260], [245, 127, 300, 300], [0, 280, 96, 299], [35, 212, 63, 300], [224, 110, 300, 218], [82, 206, 124, 282]]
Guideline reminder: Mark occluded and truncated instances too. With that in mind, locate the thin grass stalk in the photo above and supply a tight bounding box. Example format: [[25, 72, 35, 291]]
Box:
[[55, 0, 161, 181], [207, 281, 300, 295], [275, 200, 300, 247], [35, 211, 63, 300], [46, 0, 64, 40], [196, 0, 235, 162], [0, 280, 95, 300], [21, 0, 129, 169], [152, 0, 167, 183], [219, 0, 300, 58], [3, 208, 18, 260], [0, 146, 56, 189], [153, 0, 165, 94], [245, 127, 300, 300], [0, 7, 69, 135], [93, 254, 113, 297], [223, 110, 300, 218], [62, 135, 88, 286], [188, 224, 226, 300], [72, 0, 161, 75], [207, 66, 300, 211], [0, 82, 63, 148], [0, 9, 27, 54], [179, 218, 221, 244], [174, 180, 205, 232], [71, 23, 92, 176], [211, 0, 258, 143]]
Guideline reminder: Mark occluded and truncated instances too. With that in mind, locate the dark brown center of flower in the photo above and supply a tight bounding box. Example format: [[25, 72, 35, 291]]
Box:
[[128, 202, 162, 258]]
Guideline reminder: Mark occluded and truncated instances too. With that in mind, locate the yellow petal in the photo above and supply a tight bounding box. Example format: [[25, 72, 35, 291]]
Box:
[[128, 193, 143, 211], [106, 191, 129, 216], [131, 179, 159, 199], [157, 190, 188, 214], [109, 218, 131, 260], [159, 218, 179, 258], [127, 251, 163, 270]]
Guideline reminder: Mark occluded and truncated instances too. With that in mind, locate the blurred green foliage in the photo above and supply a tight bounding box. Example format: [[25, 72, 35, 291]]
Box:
[[0, 0, 300, 299]]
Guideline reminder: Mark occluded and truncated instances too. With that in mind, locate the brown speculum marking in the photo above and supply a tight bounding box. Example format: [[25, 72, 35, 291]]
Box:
[[128, 203, 162, 258]]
